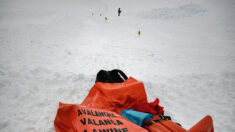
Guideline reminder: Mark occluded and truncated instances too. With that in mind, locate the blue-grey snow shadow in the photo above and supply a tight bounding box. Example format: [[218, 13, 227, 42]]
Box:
[[139, 4, 206, 20]]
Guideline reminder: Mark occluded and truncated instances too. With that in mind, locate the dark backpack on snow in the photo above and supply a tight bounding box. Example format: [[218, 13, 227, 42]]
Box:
[[95, 69, 128, 83]]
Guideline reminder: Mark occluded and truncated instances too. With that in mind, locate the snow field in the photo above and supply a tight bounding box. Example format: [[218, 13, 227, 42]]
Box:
[[0, 0, 235, 131]]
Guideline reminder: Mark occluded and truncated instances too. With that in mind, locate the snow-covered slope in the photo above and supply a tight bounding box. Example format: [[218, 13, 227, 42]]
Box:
[[0, 0, 234, 131]]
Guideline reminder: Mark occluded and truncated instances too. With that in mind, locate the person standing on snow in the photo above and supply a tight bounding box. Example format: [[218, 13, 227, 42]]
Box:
[[118, 8, 122, 16]]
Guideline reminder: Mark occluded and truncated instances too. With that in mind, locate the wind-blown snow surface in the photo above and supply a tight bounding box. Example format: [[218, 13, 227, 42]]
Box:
[[0, 0, 235, 131]]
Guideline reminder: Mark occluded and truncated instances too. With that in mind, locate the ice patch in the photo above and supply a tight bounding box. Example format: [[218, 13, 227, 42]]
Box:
[[0, 70, 5, 76], [0, 64, 6, 76], [140, 3, 206, 20], [0, 120, 9, 129]]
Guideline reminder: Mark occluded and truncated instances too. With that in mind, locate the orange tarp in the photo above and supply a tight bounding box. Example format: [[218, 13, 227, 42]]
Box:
[[54, 103, 148, 132], [144, 116, 213, 132], [81, 77, 148, 114], [54, 77, 214, 132], [188, 115, 214, 132]]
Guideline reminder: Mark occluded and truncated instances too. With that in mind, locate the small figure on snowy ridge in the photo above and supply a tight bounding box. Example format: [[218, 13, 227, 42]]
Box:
[[138, 30, 141, 36], [118, 8, 122, 16]]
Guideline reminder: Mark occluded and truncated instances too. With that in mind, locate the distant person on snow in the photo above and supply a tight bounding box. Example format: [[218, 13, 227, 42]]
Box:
[[138, 30, 141, 36], [118, 8, 122, 16]]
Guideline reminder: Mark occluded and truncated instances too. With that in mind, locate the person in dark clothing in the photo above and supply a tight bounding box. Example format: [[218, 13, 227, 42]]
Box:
[[118, 8, 122, 16]]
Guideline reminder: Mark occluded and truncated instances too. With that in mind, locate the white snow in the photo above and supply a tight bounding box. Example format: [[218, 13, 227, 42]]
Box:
[[0, 0, 235, 131]]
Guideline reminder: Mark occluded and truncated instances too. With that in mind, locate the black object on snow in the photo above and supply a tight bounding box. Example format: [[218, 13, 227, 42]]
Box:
[[96, 69, 128, 83]]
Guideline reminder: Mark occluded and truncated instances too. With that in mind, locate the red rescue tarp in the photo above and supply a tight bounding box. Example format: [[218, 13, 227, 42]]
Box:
[[188, 115, 214, 132], [54, 103, 148, 132], [54, 77, 214, 132], [81, 77, 148, 114], [144, 115, 214, 132]]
